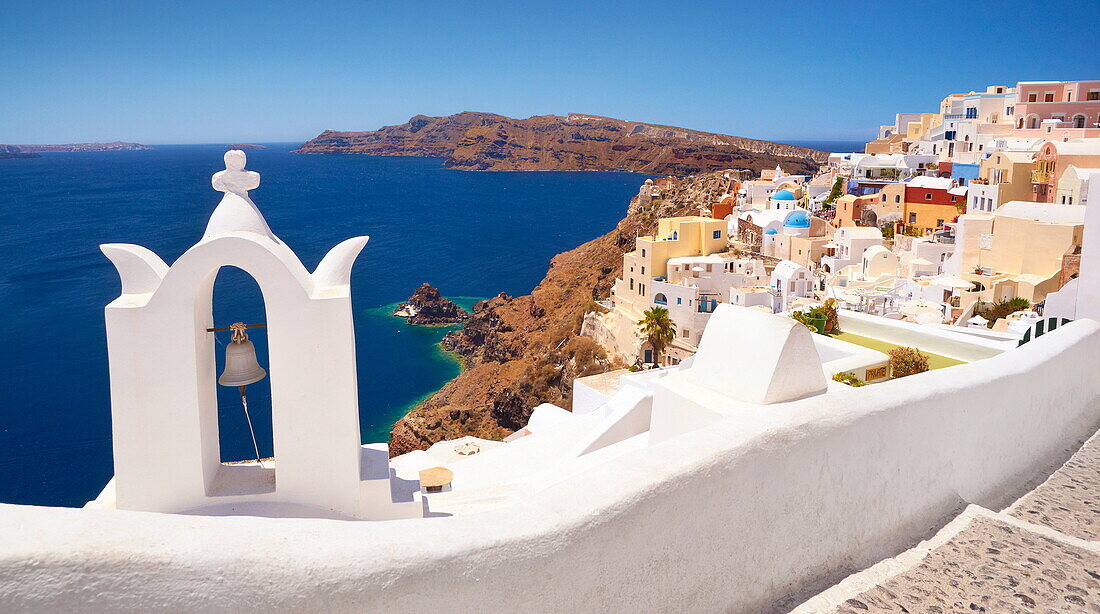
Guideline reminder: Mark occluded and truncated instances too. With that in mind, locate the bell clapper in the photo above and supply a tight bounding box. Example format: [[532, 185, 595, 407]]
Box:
[[238, 385, 263, 468]]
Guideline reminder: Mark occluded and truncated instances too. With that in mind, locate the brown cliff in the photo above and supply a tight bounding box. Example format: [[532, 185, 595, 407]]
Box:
[[388, 170, 741, 455], [294, 112, 826, 177]]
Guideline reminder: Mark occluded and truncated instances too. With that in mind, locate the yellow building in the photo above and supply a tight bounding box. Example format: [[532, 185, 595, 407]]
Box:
[[904, 113, 942, 140], [614, 216, 728, 317], [871, 183, 906, 222], [977, 151, 1035, 206]]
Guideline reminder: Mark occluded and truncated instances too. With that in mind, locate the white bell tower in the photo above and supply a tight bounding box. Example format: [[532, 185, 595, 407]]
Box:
[[100, 150, 418, 520]]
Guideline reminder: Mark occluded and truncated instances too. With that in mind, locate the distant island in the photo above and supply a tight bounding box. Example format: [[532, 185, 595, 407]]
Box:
[[226, 143, 267, 150], [293, 112, 828, 176], [0, 146, 40, 160], [7, 142, 151, 153]]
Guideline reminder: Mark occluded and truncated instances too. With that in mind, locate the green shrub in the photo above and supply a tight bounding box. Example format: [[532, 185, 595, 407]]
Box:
[[832, 372, 865, 387], [888, 346, 929, 378]]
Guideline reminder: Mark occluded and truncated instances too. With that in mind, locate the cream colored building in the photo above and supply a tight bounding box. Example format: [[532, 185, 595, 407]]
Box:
[[946, 202, 1084, 308], [1055, 165, 1100, 206], [968, 150, 1035, 213]]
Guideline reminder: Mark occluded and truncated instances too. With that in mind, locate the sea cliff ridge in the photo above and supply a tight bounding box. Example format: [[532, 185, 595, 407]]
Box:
[[294, 112, 827, 176]]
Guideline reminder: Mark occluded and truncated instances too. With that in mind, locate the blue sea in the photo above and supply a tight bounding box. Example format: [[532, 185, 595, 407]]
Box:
[[0, 144, 643, 507]]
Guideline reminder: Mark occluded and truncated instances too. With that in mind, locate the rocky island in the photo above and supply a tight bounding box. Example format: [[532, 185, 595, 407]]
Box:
[[388, 172, 731, 454], [394, 283, 470, 325], [294, 112, 827, 176], [9, 142, 151, 152], [225, 143, 268, 150]]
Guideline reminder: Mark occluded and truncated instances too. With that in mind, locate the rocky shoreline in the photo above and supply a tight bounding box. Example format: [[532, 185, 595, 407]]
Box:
[[293, 112, 827, 177], [388, 171, 738, 455]]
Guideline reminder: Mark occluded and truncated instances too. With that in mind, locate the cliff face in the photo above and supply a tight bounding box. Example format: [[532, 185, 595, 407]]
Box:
[[388, 171, 739, 455], [294, 112, 826, 177]]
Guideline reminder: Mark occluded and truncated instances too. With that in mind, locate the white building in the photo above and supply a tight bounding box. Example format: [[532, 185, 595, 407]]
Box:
[[1055, 165, 1100, 205], [820, 226, 883, 273], [770, 260, 813, 312]]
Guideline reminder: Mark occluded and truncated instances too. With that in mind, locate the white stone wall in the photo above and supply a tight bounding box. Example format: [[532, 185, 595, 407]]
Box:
[[2, 322, 1100, 612]]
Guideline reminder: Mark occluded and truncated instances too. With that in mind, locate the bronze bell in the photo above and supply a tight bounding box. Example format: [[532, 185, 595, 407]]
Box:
[[218, 323, 267, 387]]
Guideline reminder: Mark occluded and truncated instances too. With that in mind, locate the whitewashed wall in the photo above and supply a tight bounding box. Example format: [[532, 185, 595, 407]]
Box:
[[1, 321, 1099, 612]]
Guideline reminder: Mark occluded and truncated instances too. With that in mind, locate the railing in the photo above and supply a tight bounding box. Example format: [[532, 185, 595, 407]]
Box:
[[1032, 170, 1050, 183]]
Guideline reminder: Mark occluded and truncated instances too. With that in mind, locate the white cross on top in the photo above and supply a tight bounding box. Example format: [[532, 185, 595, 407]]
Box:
[[212, 150, 260, 196]]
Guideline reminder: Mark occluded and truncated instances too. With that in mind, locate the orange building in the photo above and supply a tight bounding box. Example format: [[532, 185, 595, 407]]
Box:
[[833, 194, 879, 227], [711, 195, 737, 220]]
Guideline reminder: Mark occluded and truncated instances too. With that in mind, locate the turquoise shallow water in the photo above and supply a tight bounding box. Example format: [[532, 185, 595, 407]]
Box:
[[0, 145, 643, 506]]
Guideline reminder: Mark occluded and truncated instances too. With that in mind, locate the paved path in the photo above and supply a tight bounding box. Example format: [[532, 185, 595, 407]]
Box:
[[796, 432, 1100, 613]]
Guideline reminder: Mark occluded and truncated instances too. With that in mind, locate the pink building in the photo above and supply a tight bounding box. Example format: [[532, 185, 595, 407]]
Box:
[[1031, 139, 1100, 203], [1013, 80, 1100, 139]]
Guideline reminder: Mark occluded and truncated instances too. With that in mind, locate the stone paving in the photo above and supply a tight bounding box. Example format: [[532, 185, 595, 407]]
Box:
[[831, 515, 1100, 613], [1010, 432, 1100, 541], [813, 432, 1100, 613]]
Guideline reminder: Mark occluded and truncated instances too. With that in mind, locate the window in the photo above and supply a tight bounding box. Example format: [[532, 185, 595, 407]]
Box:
[[925, 193, 933, 200], [712, 230, 722, 239], [1089, 91, 1100, 101], [705, 264, 712, 273], [895, 195, 901, 203], [909, 212, 917, 223], [1044, 93, 1054, 102], [676, 297, 682, 305], [951, 195, 957, 202], [1027, 93, 1037, 102], [682, 329, 690, 338], [640, 284, 645, 296], [936, 219, 944, 227], [1006, 106, 1014, 116], [629, 278, 634, 290], [1074, 115, 1087, 129], [965, 107, 977, 119]]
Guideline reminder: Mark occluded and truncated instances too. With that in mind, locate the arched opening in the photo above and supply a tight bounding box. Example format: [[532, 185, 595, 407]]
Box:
[[653, 293, 668, 305], [212, 266, 273, 461]]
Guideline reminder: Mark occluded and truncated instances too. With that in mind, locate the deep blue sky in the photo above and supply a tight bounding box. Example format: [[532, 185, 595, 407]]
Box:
[[3, 0, 1098, 145]]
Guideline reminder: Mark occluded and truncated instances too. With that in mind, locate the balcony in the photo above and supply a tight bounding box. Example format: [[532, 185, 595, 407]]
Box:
[[1032, 170, 1051, 183]]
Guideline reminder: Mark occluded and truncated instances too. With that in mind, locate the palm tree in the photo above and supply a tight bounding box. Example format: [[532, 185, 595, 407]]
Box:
[[637, 306, 677, 367]]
